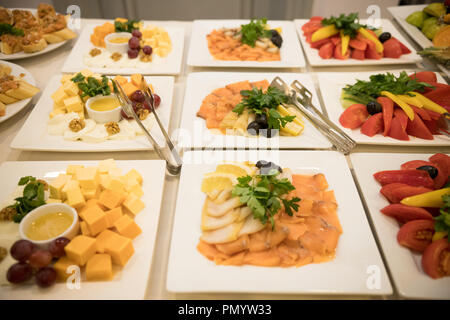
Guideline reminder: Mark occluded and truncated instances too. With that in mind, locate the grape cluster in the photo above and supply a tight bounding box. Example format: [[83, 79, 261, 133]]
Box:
[[121, 89, 161, 120], [127, 29, 153, 59]]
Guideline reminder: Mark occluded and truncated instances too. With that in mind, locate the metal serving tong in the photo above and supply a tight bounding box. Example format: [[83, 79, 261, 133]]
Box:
[[111, 79, 182, 175], [270, 77, 356, 154]]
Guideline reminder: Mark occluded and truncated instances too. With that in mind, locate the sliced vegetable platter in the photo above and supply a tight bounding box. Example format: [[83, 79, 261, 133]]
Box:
[[351, 153, 450, 299]]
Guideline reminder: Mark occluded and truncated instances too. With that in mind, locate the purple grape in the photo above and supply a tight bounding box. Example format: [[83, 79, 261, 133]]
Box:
[[29, 250, 53, 268], [153, 94, 161, 107], [127, 48, 139, 59], [142, 45, 152, 55], [35, 267, 57, 288], [7, 262, 33, 284], [128, 36, 140, 50], [48, 237, 70, 258], [121, 109, 132, 120], [10, 239, 36, 262], [131, 90, 145, 103], [132, 29, 142, 39]]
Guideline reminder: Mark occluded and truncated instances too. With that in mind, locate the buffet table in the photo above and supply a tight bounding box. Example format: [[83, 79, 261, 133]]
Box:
[[0, 17, 448, 300]]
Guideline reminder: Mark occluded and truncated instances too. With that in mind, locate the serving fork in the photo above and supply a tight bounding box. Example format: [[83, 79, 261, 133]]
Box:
[[270, 77, 356, 154], [111, 79, 182, 175]]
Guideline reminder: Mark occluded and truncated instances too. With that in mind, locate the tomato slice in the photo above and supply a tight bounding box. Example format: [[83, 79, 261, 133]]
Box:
[[377, 96, 393, 136], [388, 116, 409, 140], [401, 160, 434, 170], [408, 71, 438, 83], [373, 170, 435, 188], [339, 104, 369, 129], [318, 42, 334, 59], [380, 183, 433, 203], [406, 111, 434, 140], [383, 38, 402, 58], [421, 238, 450, 279], [397, 219, 435, 252], [361, 112, 383, 137], [381, 204, 433, 223]]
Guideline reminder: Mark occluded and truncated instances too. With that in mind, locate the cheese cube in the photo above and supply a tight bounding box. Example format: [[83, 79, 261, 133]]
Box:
[[60, 74, 73, 84], [66, 184, 86, 209], [124, 169, 143, 185], [78, 198, 103, 220], [80, 221, 91, 236], [128, 184, 143, 197], [114, 215, 142, 239], [108, 167, 123, 179], [76, 166, 99, 190], [46, 198, 62, 204], [64, 95, 83, 113], [103, 233, 134, 266], [86, 254, 113, 281], [124, 176, 140, 191], [95, 229, 117, 253], [113, 75, 127, 85], [53, 256, 78, 281], [105, 207, 122, 228], [121, 82, 138, 97], [64, 235, 97, 266], [51, 86, 67, 105], [81, 186, 101, 200], [107, 178, 126, 194], [62, 179, 78, 200], [98, 159, 116, 174], [63, 80, 79, 97], [98, 189, 127, 210], [66, 164, 84, 176], [49, 174, 70, 200], [122, 193, 145, 216], [99, 174, 112, 190], [80, 68, 94, 77], [83, 205, 108, 236]]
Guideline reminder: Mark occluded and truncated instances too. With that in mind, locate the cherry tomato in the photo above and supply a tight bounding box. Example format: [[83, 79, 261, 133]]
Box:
[[397, 219, 434, 252], [421, 238, 450, 279]]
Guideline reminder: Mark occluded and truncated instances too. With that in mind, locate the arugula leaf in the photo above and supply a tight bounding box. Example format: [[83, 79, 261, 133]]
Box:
[[71, 73, 111, 98], [239, 18, 272, 47], [435, 194, 450, 242], [321, 12, 366, 38], [232, 170, 301, 229], [10, 176, 47, 223], [0, 23, 24, 36]]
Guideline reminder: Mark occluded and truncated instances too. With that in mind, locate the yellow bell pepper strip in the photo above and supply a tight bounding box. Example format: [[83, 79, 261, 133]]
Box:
[[358, 28, 383, 53], [311, 25, 339, 42], [432, 231, 448, 242], [407, 92, 447, 114], [397, 94, 423, 108], [400, 188, 450, 208], [380, 91, 415, 120], [340, 30, 350, 56]]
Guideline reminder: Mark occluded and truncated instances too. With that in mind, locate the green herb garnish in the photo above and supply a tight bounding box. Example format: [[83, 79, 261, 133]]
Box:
[[233, 86, 294, 130], [71, 73, 111, 98], [0, 23, 24, 36], [321, 13, 369, 38], [9, 176, 46, 223], [239, 18, 272, 47], [232, 171, 300, 228], [114, 19, 140, 33], [434, 194, 450, 242], [342, 71, 435, 105]]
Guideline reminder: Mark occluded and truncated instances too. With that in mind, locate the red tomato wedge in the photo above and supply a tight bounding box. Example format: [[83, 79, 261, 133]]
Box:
[[383, 38, 402, 58], [423, 86, 450, 108], [430, 153, 450, 174], [408, 71, 437, 83], [423, 119, 439, 135], [339, 104, 368, 129], [394, 109, 408, 130], [398, 40, 411, 54], [334, 43, 350, 60], [311, 37, 331, 49], [397, 219, 434, 252], [380, 183, 433, 203], [388, 116, 409, 141], [406, 112, 434, 140], [349, 38, 367, 51], [421, 239, 450, 279], [401, 160, 434, 170], [351, 49, 365, 60], [365, 40, 382, 59], [373, 170, 435, 188], [318, 42, 334, 59], [309, 16, 324, 22], [361, 112, 383, 137], [330, 35, 341, 46], [381, 204, 433, 223], [410, 105, 431, 121], [420, 81, 448, 94], [377, 96, 393, 136], [302, 21, 322, 33]]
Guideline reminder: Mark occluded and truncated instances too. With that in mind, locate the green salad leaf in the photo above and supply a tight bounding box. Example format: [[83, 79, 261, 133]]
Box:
[[114, 19, 140, 33], [239, 18, 272, 47], [321, 12, 367, 38], [9, 176, 46, 223], [0, 23, 24, 36], [435, 194, 450, 242], [71, 73, 111, 98]]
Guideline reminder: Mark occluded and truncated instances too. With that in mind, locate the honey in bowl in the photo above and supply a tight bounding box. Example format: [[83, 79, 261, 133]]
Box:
[[26, 212, 74, 241], [89, 96, 121, 112], [108, 37, 130, 44]]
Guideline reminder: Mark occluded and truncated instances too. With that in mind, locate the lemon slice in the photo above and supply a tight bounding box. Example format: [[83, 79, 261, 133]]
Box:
[[201, 172, 238, 193], [215, 162, 255, 177]]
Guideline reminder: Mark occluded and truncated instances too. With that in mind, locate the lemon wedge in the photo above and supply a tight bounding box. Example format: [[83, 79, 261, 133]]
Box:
[[215, 162, 255, 177], [201, 172, 238, 193]]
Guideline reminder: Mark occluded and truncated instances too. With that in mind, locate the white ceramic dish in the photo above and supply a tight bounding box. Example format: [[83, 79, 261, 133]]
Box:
[[11, 75, 174, 152], [387, 5, 431, 49], [167, 150, 392, 295], [104, 32, 132, 54], [187, 20, 305, 68], [294, 19, 422, 67], [178, 72, 332, 150], [0, 159, 166, 300], [0, 8, 75, 61], [0, 60, 37, 124], [317, 70, 450, 147], [62, 23, 184, 75], [85, 94, 121, 123], [350, 153, 450, 299], [19, 203, 79, 248]]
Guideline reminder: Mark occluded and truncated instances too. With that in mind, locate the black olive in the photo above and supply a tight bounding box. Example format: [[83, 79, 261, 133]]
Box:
[[247, 121, 261, 135], [417, 165, 438, 179], [256, 160, 269, 168], [366, 101, 382, 115], [255, 113, 268, 126], [378, 32, 391, 43], [259, 161, 283, 175], [270, 29, 283, 48]]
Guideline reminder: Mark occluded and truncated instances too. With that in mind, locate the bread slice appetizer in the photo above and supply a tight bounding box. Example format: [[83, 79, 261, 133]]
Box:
[[0, 6, 13, 24], [21, 31, 47, 53], [0, 34, 23, 54]]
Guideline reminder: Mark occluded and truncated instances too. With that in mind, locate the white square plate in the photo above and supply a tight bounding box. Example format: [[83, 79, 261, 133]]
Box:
[[388, 5, 431, 49], [62, 23, 185, 75], [187, 20, 305, 68], [167, 150, 392, 295], [0, 159, 166, 300], [11, 75, 174, 152], [350, 153, 450, 299], [317, 70, 450, 146], [177, 72, 332, 149], [294, 19, 422, 67]]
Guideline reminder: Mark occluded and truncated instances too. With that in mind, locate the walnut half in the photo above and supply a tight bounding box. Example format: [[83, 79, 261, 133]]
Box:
[[136, 108, 149, 120], [111, 52, 122, 61], [0, 206, 16, 221], [69, 118, 85, 132], [105, 121, 120, 135], [89, 48, 101, 57], [0, 247, 6, 263]]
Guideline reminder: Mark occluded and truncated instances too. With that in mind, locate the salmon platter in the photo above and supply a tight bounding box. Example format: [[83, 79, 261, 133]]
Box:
[[167, 151, 391, 295]]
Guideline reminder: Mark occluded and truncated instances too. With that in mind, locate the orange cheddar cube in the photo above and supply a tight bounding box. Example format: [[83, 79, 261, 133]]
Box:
[[99, 174, 111, 190], [64, 235, 97, 266], [49, 173, 70, 200], [105, 207, 123, 228], [124, 169, 143, 185], [80, 221, 91, 236], [113, 75, 127, 85], [122, 193, 145, 216], [98, 159, 116, 174], [81, 185, 101, 200], [121, 82, 138, 98], [86, 254, 113, 281], [83, 205, 108, 236], [95, 229, 117, 253], [76, 166, 99, 190], [128, 184, 144, 197], [66, 184, 85, 209], [53, 256, 79, 281], [103, 233, 134, 266], [130, 73, 144, 88], [114, 214, 142, 239], [98, 189, 127, 210], [107, 178, 126, 194]]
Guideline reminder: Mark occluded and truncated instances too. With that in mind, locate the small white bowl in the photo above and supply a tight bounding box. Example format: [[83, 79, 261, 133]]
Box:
[[19, 203, 79, 248], [105, 32, 132, 54], [85, 94, 122, 123]]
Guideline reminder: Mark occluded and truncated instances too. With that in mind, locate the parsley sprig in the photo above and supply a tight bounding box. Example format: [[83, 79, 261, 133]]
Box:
[[321, 13, 368, 38], [114, 19, 140, 33], [343, 71, 435, 105], [9, 176, 46, 223], [239, 18, 272, 47], [233, 86, 294, 130], [435, 194, 450, 242], [232, 170, 300, 229], [71, 73, 111, 98], [0, 23, 24, 36]]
